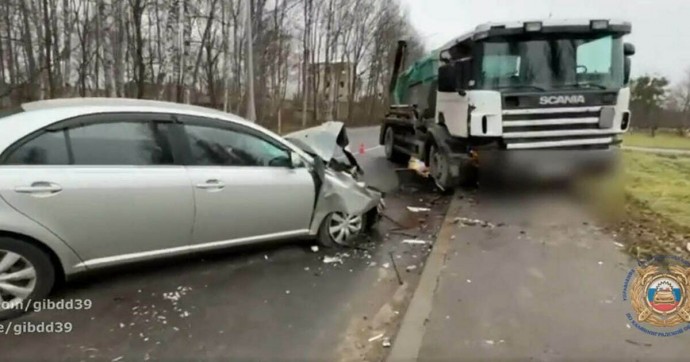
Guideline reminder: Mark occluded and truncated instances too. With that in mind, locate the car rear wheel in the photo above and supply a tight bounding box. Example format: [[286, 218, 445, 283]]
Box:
[[0, 237, 55, 320], [317, 212, 365, 248]]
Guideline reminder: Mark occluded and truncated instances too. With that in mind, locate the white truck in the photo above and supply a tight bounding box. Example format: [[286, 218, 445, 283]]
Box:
[[380, 19, 636, 189]]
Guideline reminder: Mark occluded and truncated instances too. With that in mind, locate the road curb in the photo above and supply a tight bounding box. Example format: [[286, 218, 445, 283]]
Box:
[[386, 193, 462, 362]]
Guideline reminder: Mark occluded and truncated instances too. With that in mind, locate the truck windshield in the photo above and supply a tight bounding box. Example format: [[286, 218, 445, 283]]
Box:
[[477, 34, 625, 91]]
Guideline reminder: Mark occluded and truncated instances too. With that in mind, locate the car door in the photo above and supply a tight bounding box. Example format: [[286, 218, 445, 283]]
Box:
[[0, 113, 195, 269], [178, 115, 315, 247]]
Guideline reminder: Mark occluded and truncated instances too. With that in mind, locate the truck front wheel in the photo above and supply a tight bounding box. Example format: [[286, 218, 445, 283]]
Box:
[[384, 127, 410, 165], [429, 144, 454, 191]]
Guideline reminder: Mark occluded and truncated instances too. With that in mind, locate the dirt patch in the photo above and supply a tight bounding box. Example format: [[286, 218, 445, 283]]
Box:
[[605, 195, 690, 262]]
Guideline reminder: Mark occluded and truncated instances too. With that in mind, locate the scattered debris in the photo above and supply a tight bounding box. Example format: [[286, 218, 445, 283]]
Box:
[[264, 255, 269, 260], [323, 255, 344, 264], [285, 290, 291, 295], [382, 263, 390, 269], [112, 357, 124, 362], [407, 206, 431, 213], [687, 242, 690, 253], [382, 338, 391, 348], [390, 230, 419, 238], [304, 267, 310, 271], [454, 217, 495, 228], [311, 245, 319, 253], [484, 340, 495, 345], [466, 279, 472, 283], [614, 242, 625, 248], [598, 261, 604, 265], [389, 252, 404, 285], [369, 262, 377, 267], [368, 333, 384, 342], [408, 158, 430, 177], [625, 339, 652, 347], [406, 265, 417, 272], [402, 239, 428, 245], [450, 235, 456, 240], [626, 324, 631, 329]]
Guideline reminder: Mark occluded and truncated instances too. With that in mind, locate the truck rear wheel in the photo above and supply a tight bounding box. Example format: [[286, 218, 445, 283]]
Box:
[[384, 127, 410, 165]]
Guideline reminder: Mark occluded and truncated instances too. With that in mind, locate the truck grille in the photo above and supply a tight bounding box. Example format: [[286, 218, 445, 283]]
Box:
[[501, 107, 617, 149]]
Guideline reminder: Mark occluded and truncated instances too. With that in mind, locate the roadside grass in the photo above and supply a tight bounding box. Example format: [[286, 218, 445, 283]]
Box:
[[623, 151, 690, 228], [583, 151, 690, 260], [623, 131, 690, 151]]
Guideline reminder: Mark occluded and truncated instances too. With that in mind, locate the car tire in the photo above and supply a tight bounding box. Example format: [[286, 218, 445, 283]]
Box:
[[384, 127, 410, 165], [317, 212, 366, 248], [0, 237, 55, 321]]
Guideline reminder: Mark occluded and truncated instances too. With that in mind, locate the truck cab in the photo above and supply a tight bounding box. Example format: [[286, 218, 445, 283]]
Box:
[[380, 19, 635, 189]]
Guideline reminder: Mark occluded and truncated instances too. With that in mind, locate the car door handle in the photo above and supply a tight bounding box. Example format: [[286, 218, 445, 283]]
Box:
[[15, 182, 63, 194], [196, 179, 225, 190]]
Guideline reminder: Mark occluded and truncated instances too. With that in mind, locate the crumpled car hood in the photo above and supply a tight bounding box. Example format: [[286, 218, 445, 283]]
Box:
[[284, 121, 348, 162], [284, 122, 384, 236]]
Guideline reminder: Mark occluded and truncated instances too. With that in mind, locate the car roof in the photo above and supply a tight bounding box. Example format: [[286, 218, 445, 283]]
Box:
[[0, 98, 281, 155], [21, 97, 248, 122]]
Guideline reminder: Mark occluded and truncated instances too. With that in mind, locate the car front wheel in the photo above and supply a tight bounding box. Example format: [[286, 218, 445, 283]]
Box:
[[317, 212, 365, 248], [0, 237, 55, 320]]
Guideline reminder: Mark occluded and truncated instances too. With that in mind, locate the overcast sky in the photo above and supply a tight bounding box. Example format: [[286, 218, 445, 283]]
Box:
[[400, 0, 690, 84]]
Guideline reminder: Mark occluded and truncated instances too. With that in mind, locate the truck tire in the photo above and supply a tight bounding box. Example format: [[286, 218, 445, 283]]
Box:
[[428, 144, 454, 192], [384, 127, 410, 165], [0, 237, 56, 320]]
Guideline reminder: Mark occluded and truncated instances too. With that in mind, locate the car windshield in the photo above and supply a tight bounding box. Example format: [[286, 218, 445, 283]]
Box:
[[478, 33, 625, 91]]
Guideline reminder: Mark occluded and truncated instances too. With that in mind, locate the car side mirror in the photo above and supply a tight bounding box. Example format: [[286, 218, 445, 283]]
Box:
[[290, 151, 304, 168]]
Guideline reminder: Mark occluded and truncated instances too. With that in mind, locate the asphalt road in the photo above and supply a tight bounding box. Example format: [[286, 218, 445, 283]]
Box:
[[0, 126, 451, 361]]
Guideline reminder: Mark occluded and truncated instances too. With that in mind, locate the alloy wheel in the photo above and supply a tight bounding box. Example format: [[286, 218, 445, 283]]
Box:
[[0, 250, 37, 310], [328, 212, 363, 245]]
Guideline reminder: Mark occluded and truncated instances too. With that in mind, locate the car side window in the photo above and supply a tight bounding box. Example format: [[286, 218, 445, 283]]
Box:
[[185, 124, 290, 167], [3, 130, 69, 165], [69, 121, 174, 165]]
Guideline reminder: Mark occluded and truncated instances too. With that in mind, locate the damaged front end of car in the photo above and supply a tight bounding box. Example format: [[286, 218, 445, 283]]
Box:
[[285, 122, 384, 241]]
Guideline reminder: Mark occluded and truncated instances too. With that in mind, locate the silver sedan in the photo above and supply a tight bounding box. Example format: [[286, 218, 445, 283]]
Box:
[[0, 98, 382, 319]]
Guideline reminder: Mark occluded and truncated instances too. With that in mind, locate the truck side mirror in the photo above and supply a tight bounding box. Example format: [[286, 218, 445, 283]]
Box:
[[624, 43, 635, 56], [624, 57, 632, 85], [438, 64, 456, 92], [454, 59, 473, 95]]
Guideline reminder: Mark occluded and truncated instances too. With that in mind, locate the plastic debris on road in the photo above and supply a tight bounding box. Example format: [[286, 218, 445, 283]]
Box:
[[382, 337, 391, 348], [368, 333, 384, 342], [408, 157, 430, 177], [311, 245, 319, 252], [323, 255, 344, 264], [454, 217, 495, 228], [406, 206, 431, 213], [402, 239, 428, 245], [406, 265, 417, 271]]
